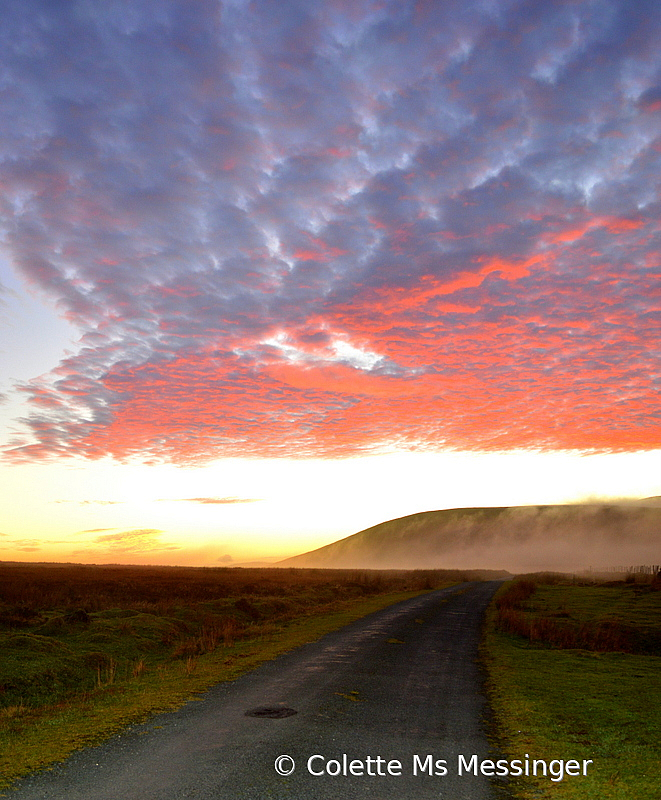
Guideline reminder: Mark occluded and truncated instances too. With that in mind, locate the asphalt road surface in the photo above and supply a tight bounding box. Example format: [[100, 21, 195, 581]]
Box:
[[7, 581, 505, 800]]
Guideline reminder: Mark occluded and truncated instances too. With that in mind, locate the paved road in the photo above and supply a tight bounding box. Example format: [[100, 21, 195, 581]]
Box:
[[7, 581, 503, 799]]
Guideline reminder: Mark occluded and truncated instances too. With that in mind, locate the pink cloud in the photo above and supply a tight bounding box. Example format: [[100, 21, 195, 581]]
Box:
[[0, 0, 659, 464]]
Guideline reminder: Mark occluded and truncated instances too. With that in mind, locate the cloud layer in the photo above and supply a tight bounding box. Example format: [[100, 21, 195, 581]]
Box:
[[159, 497, 260, 504], [2, 0, 660, 463]]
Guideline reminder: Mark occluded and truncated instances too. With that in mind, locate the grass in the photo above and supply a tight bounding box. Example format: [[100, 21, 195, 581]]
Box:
[[493, 575, 661, 655], [0, 561, 479, 789], [484, 575, 661, 799]]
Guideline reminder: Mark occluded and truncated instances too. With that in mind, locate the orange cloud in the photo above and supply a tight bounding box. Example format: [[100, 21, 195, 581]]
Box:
[[93, 529, 180, 553]]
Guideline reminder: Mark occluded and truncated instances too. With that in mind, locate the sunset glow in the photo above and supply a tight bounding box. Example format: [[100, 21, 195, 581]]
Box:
[[1, 0, 659, 565]]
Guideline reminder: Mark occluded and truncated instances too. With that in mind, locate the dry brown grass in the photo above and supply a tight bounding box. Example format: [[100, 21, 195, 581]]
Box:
[[494, 576, 659, 654], [0, 561, 496, 716], [0, 562, 492, 617], [494, 579, 536, 609], [496, 606, 636, 651]]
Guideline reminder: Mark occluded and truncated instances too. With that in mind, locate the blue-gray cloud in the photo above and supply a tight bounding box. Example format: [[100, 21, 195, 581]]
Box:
[[0, 0, 658, 461]]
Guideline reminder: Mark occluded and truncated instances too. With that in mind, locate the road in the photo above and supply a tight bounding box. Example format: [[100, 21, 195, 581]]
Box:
[[7, 581, 504, 799]]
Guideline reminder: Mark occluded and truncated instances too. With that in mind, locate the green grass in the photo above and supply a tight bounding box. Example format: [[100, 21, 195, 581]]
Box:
[[484, 580, 661, 799], [531, 582, 661, 632], [0, 582, 437, 790], [0, 562, 458, 712]]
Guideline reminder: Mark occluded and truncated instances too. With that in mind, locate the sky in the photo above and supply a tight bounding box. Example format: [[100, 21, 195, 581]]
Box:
[[0, 0, 659, 566]]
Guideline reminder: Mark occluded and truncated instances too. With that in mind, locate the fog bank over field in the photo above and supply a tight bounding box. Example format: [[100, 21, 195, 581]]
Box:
[[279, 501, 661, 573]]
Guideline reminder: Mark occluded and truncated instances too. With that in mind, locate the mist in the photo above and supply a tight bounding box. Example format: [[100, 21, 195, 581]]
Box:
[[280, 503, 661, 573]]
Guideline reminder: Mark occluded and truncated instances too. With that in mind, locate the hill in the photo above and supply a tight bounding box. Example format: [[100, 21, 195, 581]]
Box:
[[279, 503, 661, 572]]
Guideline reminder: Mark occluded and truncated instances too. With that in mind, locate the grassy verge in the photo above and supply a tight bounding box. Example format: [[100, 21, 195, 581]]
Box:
[[483, 578, 661, 799], [1, 563, 472, 790]]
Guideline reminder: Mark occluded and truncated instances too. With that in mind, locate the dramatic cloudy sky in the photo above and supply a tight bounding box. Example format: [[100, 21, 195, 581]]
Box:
[[0, 0, 659, 564]]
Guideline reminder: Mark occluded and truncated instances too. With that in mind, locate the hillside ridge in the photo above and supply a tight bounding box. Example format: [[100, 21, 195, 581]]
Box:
[[279, 502, 661, 572]]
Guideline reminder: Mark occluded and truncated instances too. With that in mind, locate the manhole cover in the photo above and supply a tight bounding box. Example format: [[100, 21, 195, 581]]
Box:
[[244, 706, 297, 719]]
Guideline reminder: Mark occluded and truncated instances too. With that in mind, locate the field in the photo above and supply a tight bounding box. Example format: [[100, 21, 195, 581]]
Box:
[[0, 561, 487, 789], [5, 562, 659, 798], [484, 574, 661, 799]]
